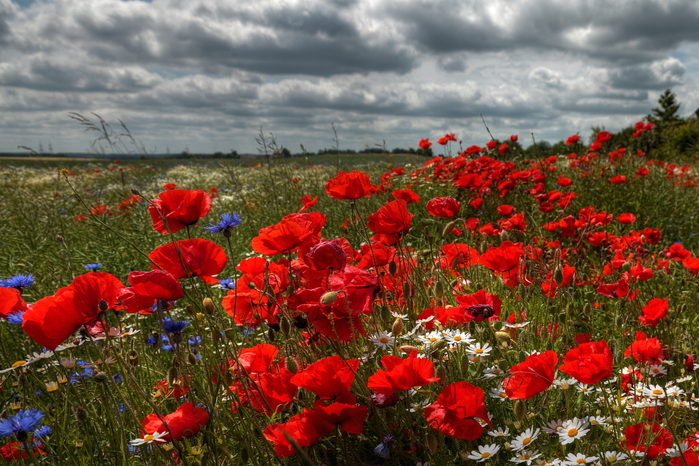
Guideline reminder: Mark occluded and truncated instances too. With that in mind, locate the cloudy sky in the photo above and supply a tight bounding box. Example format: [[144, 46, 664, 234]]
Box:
[[2, 0, 699, 155]]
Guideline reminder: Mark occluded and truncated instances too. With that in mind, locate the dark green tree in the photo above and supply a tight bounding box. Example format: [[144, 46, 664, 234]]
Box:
[[648, 89, 683, 127]]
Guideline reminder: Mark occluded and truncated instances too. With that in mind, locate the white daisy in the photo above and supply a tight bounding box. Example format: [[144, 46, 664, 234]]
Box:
[[586, 416, 608, 427], [368, 331, 395, 350], [553, 378, 577, 391], [466, 444, 501, 462], [489, 384, 509, 401], [648, 364, 667, 377], [130, 431, 169, 446], [563, 452, 598, 465], [483, 365, 506, 379], [542, 419, 566, 434], [511, 427, 541, 452], [488, 426, 510, 438], [602, 451, 629, 463], [466, 342, 492, 357], [558, 418, 590, 445], [445, 329, 473, 346], [510, 449, 541, 465]]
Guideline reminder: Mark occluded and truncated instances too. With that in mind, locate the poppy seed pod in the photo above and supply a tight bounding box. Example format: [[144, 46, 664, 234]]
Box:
[[320, 291, 339, 306], [514, 400, 526, 421], [442, 220, 457, 237], [286, 358, 298, 374], [203, 298, 215, 314], [400, 345, 418, 354], [392, 317, 404, 336]]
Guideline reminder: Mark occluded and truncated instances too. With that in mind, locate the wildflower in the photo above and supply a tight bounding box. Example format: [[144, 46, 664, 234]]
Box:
[[563, 453, 598, 465], [162, 320, 190, 335], [425, 381, 490, 440], [0, 408, 45, 441], [34, 425, 52, 438], [129, 431, 169, 446], [483, 365, 505, 379], [542, 419, 565, 434], [558, 418, 590, 445], [648, 364, 667, 377], [369, 331, 395, 350], [325, 171, 376, 200], [149, 189, 212, 234], [6, 312, 24, 325], [217, 278, 236, 290], [205, 212, 242, 235], [587, 415, 608, 426], [488, 426, 510, 437], [467, 444, 501, 462], [504, 351, 559, 399], [510, 449, 542, 464], [0, 274, 34, 290], [465, 342, 493, 358], [553, 378, 577, 390], [511, 427, 541, 451], [374, 435, 395, 459], [83, 263, 102, 271], [602, 451, 628, 463]]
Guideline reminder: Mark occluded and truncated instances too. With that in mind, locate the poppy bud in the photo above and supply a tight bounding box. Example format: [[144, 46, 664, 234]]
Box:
[[203, 298, 215, 314], [558, 312, 566, 323], [280, 316, 291, 336], [392, 317, 404, 336], [224, 328, 237, 340], [186, 304, 196, 316], [380, 304, 392, 322], [389, 260, 397, 276], [187, 353, 197, 365], [435, 281, 444, 300], [462, 356, 470, 373], [514, 400, 526, 421], [212, 329, 221, 345], [167, 367, 179, 385], [94, 371, 109, 383], [615, 315, 623, 327], [554, 267, 565, 286], [247, 282, 257, 290], [435, 365, 447, 386], [442, 220, 457, 237], [492, 320, 504, 331], [286, 358, 298, 374], [267, 327, 276, 342], [400, 345, 418, 354], [240, 446, 249, 464], [76, 406, 89, 422], [500, 230, 509, 242], [495, 331, 511, 342], [321, 291, 339, 305], [131, 188, 141, 196], [427, 432, 439, 454], [403, 281, 412, 297], [622, 261, 632, 273]]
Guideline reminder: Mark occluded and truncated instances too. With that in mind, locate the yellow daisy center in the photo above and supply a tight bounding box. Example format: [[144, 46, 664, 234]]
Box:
[[568, 428, 579, 437]]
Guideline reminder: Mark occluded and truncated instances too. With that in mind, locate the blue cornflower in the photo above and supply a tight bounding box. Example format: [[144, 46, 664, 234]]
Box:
[[34, 425, 52, 439], [6, 311, 24, 325], [205, 212, 241, 234], [0, 408, 45, 441], [84, 263, 102, 271], [373, 435, 395, 459], [218, 278, 236, 290], [162, 320, 190, 334], [0, 274, 35, 290]]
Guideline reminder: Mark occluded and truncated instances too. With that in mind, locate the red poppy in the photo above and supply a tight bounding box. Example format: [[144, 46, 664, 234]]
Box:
[[117, 270, 185, 314], [426, 197, 461, 218], [303, 240, 347, 271], [23, 273, 124, 350], [617, 213, 637, 224], [264, 411, 330, 457], [0, 442, 46, 461], [456, 289, 502, 322], [566, 135, 580, 145], [486, 140, 497, 150], [356, 241, 396, 269], [311, 400, 368, 435], [141, 402, 209, 443], [425, 381, 490, 440], [154, 379, 189, 398], [419, 138, 432, 150], [163, 183, 177, 190], [290, 356, 361, 403], [510, 135, 518, 142], [557, 176, 573, 187], [639, 297, 669, 328], [670, 450, 699, 466], [559, 340, 613, 385], [325, 171, 376, 200], [684, 256, 699, 274], [504, 350, 558, 399], [299, 195, 318, 212], [609, 175, 627, 184], [235, 369, 298, 415], [498, 143, 508, 155], [148, 189, 212, 234], [0, 287, 27, 319], [368, 351, 439, 395], [367, 200, 413, 245], [236, 343, 280, 373], [252, 215, 321, 256], [442, 243, 480, 269], [665, 243, 692, 261], [497, 205, 515, 216], [392, 189, 421, 204], [625, 331, 663, 364], [622, 423, 673, 459], [464, 145, 483, 156], [149, 238, 228, 284]]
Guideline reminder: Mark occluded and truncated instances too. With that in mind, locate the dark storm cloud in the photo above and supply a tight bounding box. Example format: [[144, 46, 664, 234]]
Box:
[[387, 0, 699, 65]]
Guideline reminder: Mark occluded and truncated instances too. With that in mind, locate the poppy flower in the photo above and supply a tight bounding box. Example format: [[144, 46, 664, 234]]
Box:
[[290, 356, 361, 403], [486, 140, 497, 150], [639, 298, 669, 328], [617, 213, 636, 224], [625, 331, 663, 364], [392, 189, 421, 204], [141, 402, 209, 443], [622, 423, 673, 459], [117, 270, 185, 314], [367, 200, 413, 245], [0, 287, 27, 319], [670, 450, 699, 466], [510, 135, 518, 142], [264, 410, 330, 458], [425, 381, 490, 440], [456, 289, 502, 322], [557, 176, 573, 187], [303, 240, 347, 271], [426, 197, 461, 218], [252, 215, 322, 256], [609, 175, 627, 184], [235, 369, 298, 415], [325, 171, 376, 200], [148, 189, 212, 234], [235, 343, 280, 373], [504, 350, 558, 399], [299, 195, 318, 212], [149, 238, 228, 284], [566, 135, 580, 145], [464, 145, 483, 156], [559, 340, 613, 385], [498, 143, 508, 155], [442, 243, 480, 270], [0, 442, 46, 461], [23, 272, 124, 350], [419, 138, 432, 150], [367, 351, 439, 395], [665, 243, 692, 261], [311, 400, 368, 435]]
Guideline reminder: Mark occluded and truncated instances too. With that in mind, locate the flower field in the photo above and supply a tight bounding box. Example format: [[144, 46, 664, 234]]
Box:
[[2, 128, 699, 466]]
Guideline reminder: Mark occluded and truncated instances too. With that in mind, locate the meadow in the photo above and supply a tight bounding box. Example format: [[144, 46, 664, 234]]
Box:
[[1, 127, 699, 466]]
